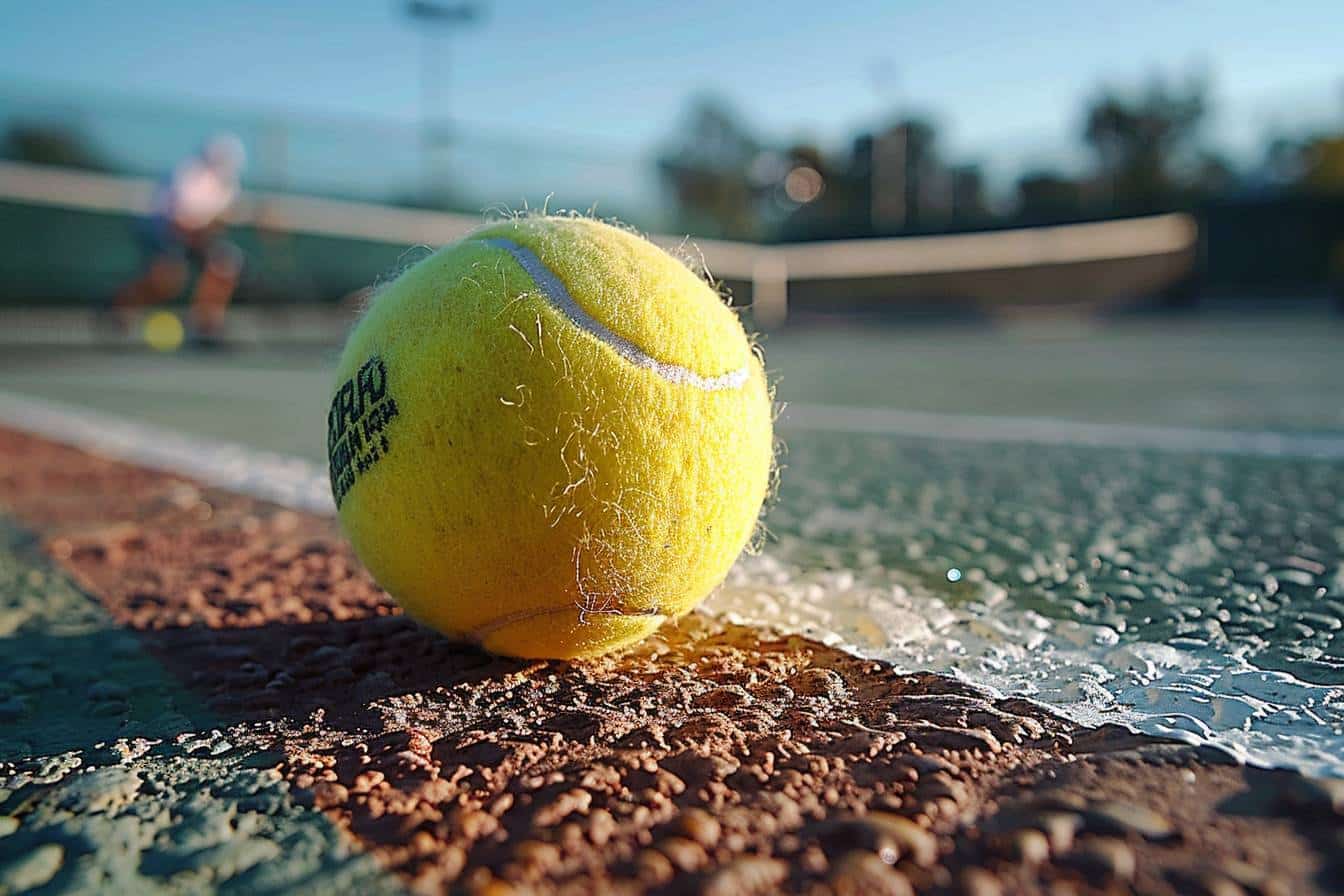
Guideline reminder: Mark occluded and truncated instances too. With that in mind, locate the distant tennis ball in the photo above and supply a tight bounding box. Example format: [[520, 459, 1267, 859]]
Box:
[[142, 310, 184, 352], [327, 216, 773, 659]]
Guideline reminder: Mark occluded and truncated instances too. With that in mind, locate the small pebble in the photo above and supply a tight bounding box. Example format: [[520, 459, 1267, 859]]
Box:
[[635, 848, 673, 884], [959, 867, 1003, 896], [1062, 838, 1136, 881], [1011, 829, 1050, 864], [703, 857, 788, 896], [677, 808, 721, 848], [1081, 800, 1177, 841], [828, 851, 914, 896], [657, 836, 707, 872]]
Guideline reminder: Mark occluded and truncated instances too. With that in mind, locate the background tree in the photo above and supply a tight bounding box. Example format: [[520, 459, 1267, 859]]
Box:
[[1016, 170, 1085, 223], [1082, 72, 1209, 211], [1, 122, 108, 171], [1299, 135, 1344, 193], [656, 95, 763, 239]]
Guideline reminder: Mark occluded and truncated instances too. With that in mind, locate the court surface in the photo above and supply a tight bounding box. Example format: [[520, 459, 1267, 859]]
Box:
[[2, 310, 1342, 776]]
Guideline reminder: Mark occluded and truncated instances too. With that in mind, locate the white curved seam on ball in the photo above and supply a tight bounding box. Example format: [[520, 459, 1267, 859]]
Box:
[[478, 237, 750, 391]]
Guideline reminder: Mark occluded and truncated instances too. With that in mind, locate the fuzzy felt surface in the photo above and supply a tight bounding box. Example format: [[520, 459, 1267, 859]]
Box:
[[328, 216, 773, 658]]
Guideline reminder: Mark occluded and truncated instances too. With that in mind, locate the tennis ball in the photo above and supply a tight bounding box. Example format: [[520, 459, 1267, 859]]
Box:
[[327, 216, 773, 659], [143, 310, 184, 352]]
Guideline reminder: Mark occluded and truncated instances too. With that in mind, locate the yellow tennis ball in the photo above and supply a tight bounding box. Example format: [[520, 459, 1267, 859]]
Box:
[[143, 310, 184, 352], [327, 216, 773, 659]]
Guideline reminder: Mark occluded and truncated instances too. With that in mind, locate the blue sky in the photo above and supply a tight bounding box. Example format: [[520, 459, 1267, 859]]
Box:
[[3, 0, 1342, 171]]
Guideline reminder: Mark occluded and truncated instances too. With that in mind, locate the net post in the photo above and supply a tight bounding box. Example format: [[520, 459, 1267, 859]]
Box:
[[751, 251, 788, 328]]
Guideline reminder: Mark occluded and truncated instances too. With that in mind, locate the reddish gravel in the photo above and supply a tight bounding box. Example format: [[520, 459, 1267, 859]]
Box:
[[1, 425, 1340, 895]]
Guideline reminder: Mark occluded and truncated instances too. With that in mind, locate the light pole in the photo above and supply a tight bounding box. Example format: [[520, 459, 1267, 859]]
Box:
[[403, 0, 482, 204]]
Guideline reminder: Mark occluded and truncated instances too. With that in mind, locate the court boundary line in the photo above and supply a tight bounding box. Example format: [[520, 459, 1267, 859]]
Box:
[[0, 390, 335, 514]]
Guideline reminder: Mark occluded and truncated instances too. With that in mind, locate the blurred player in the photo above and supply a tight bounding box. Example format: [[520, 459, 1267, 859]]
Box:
[[110, 134, 246, 343]]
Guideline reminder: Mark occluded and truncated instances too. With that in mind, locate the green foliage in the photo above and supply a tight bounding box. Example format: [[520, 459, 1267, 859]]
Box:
[[656, 95, 764, 240], [1081, 72, 1210, 211], [1, 122, 108, 171]]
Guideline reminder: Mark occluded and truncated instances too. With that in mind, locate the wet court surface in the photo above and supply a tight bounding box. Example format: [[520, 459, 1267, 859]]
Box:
[[721, 430, 1344, 775]]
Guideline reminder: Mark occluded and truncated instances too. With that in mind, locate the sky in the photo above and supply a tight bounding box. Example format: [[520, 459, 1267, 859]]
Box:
[[3, 0, 1343, 177]]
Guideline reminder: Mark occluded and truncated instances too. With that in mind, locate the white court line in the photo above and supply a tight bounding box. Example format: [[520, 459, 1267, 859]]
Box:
[[780, 403, 1344, 460], [0, 391, 335, 515]]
